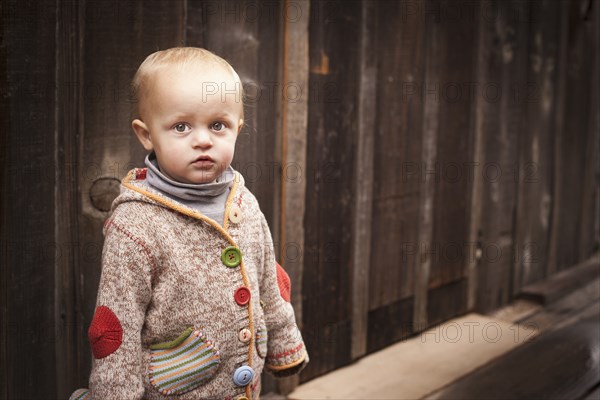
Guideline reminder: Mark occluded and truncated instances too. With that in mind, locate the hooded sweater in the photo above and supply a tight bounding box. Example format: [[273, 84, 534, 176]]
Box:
[[84, 167, 308, 400]]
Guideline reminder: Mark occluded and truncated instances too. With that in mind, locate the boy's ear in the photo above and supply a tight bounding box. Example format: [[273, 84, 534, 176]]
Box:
[[237, 119, 244, 134], [132, 119, 154, 151]]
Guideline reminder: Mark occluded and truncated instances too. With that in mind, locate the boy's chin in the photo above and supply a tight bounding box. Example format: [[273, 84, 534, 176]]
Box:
[[185, 171, 222, 184], [161, 169, 219, 185]]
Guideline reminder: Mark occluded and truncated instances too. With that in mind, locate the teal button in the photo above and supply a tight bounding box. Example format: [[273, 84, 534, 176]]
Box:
[[221, 246, 242, 268]]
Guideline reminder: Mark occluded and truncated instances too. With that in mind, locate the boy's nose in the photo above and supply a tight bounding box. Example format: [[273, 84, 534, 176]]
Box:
[[191, 128, 213, 148]]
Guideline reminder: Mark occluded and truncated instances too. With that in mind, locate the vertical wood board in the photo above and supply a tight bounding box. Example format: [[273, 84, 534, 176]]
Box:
[[301, 0, 360, 380], [2, 0, 58, 397], [368, 0, 425, 310]]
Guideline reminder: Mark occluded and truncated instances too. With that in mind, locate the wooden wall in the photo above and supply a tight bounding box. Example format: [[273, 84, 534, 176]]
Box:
[[1, 0, 598, 398]]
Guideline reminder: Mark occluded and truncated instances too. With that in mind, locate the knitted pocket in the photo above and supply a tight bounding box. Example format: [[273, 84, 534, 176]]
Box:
[[148, 327, 220, 395], [255, 322, 268, 359]]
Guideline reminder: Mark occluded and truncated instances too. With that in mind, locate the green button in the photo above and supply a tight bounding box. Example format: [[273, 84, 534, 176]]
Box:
[[221, 246, 242, 267]]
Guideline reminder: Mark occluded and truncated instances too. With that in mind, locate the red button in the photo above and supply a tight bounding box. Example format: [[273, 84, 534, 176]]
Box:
[[234, 287, 251, 306]]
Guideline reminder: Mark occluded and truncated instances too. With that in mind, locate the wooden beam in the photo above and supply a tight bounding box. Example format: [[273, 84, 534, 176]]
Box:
[[429, 314, 600, 399], [350, 0, 376, 361], [579, 0, 600, 260], [518, 252, 600, 305], [546, 0, 570, 276], [278, 0, 309, 393], [511, 0, 561, 293], [280, 0, 309, 328], [475, 0, 530, 313], [0, 2, 8, 397], [55, 0, 84, 397], [2, 1, 58, 397], [593, 0, 600, 256], [413, 0, 439, 331], [466, 1, 486, 311]]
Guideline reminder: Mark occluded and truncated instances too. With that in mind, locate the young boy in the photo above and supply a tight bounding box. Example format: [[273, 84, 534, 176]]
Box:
[[70, 47, 308, 400]]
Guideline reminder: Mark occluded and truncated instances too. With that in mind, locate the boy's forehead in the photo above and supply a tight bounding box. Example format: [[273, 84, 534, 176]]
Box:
[[147, 65, 242, 97], [158, 62, 238, 88], [143, 63, 243, 113]]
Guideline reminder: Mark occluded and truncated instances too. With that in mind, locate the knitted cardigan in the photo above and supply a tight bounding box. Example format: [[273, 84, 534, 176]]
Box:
[[85, 168, 308, 399]]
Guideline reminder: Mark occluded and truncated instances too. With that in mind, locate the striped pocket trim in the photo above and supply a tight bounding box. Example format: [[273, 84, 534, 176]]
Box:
[[255, 324, 268, 358], [149, 328, 220, 395], [69, 389, 91, 400]]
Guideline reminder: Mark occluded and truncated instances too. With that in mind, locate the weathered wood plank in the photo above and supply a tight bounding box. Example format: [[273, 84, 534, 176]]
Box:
[[254, 0, 284, 240], [518, 252, 600, 305], [302, 0, 359, 381], [350, 0, 377, 361], [547, 0, 597, 274], [591, 0, 600, 260], [430, 315, 600, 400], [2, 0, 58, 397], [428, 0, 479, 289], [369, 0, 425, 310], [518, 277, 599, 332], [512, 0, 560, 293], [0, 94, 5, 400], [0, 0, 12, 399], [553, 0, 596, 271], [546, 0, 571, 276], [55, 0, 85, 397], [577, 0, 600, 262], [278, 0, 309, 391], [0, 2, 9, 398], [476, 0, 530, 312], [414, 0, 440, 332], [466, 0, 487, 311]]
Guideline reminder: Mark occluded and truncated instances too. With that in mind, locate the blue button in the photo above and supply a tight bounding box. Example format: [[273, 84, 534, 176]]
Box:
[[232, 365, 254, 386]]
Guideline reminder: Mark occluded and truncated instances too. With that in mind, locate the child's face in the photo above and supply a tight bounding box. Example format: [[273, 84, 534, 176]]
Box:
[[132, 64, 243, 184]]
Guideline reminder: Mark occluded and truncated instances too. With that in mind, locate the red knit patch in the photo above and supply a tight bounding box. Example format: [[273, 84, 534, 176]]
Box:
[[88, 306, 123, 359], [276, 262, 291, 302], [135, 168, 147, 180]]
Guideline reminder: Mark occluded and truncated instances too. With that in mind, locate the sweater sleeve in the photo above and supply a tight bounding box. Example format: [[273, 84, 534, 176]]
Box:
[[259, 216, 309, 377], [88, 220, 153, 399]]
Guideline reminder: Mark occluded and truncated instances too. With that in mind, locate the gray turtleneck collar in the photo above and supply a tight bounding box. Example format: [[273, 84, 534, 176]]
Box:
[[144, 152, 234, 226]]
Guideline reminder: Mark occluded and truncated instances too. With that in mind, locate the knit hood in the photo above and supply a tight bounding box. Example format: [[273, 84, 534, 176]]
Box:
[[106, 167, 246, 233]]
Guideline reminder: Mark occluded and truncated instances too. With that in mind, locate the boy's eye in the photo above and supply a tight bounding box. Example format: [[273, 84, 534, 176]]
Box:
[[210, 122, 226, 132], [173, 123, 190, 133]]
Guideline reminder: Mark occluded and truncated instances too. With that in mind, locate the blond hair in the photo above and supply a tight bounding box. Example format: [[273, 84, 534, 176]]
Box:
[[131, 47, 244, 120]]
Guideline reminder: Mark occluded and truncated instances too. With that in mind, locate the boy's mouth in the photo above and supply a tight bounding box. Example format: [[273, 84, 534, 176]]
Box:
[[192, 155, 215, 167]]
